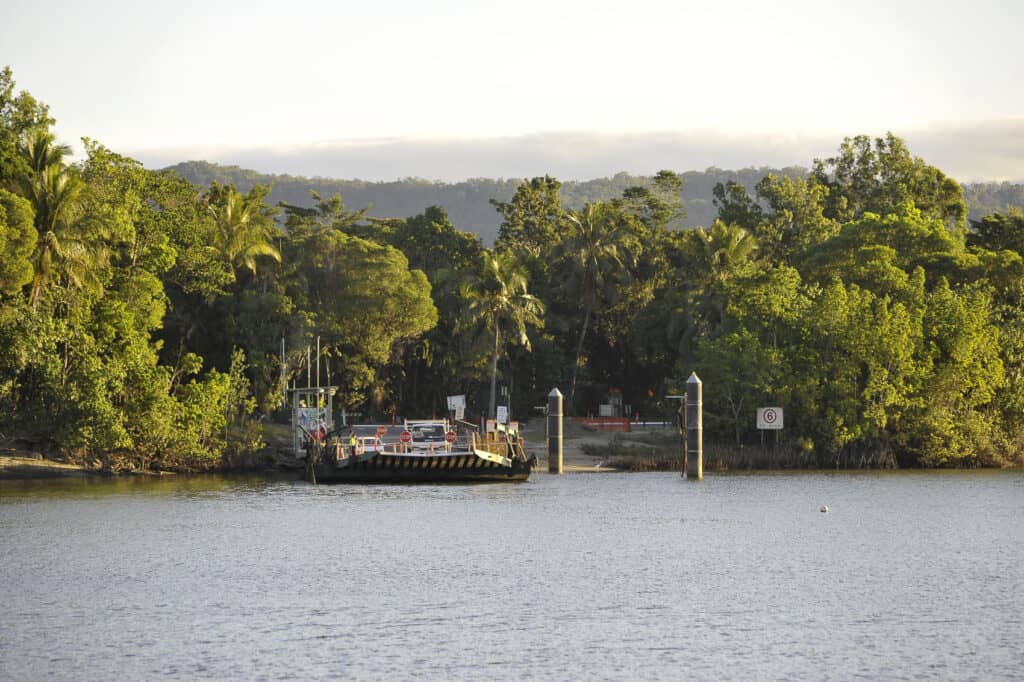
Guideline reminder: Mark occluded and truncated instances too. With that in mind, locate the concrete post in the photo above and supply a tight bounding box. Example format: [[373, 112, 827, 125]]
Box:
[[547, 388, 563, 474], [685, 372, 703, 480]]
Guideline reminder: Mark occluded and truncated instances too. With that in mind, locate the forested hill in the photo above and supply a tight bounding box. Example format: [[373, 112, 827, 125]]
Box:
[[164, 161, 1024, 243], [160, 162, 803, 241]]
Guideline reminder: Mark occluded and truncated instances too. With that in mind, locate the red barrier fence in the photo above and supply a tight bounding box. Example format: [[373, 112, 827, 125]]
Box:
[[572, 417, 632, 433]]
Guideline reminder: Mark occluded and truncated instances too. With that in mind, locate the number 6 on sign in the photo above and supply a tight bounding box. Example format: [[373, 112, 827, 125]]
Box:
[[757, 407, 784, 430]]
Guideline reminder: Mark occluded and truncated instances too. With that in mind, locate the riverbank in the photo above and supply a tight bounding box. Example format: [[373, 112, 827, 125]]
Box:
[[0, 421, 614, 480], [517, 419, 655, 472], [0, 452, 188, 479], [0, 452, 101, 479], [517, 420, 1024, 471], [6, 420, 1019, 480]]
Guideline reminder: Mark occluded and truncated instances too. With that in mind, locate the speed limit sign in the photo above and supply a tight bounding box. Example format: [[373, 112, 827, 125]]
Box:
[[757, 407, 783, 430]]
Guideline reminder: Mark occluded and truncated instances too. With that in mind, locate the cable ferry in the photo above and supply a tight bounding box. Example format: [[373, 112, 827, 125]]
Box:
[[304, 419, 535, 484]]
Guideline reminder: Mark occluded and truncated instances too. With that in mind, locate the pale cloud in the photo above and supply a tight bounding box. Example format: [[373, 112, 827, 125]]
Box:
[[904, 121, 1024, 183], [130, 121, 1024, 184]]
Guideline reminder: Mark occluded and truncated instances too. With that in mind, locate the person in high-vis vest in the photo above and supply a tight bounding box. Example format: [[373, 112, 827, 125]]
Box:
[[349, 431, 358, 458]]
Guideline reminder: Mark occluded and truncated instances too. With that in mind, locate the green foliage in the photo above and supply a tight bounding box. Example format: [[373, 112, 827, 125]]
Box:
[[712, 180, 763, 230], [801, 204, 962, 286], [899, 282, 1005, 465], [689, 220, 760, 283], [285, 229, 438, 407], [493, 176, 568, 257], [366, 206, 484, 416], [696, 328, 788, 445], [0, 76, 276, 471], [392, 205, 483, 275], [554, 202, 640, 412], [174, 367, 231, 463], [968, 208, 1024, 255], [812, 132, 968, 232], [458, 250, 544, 419], [0, 189, 36, 294], [672, 137, 1019, 466], [223, 347, 264, 460], [0, 66, 54, 188], [617, 170, 686, 232], [14, 130, 101, 306], [753, 174, 838, 261], [202, 182, 281, 279]]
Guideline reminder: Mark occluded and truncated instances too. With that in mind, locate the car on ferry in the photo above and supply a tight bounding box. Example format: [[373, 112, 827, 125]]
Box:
[[406, 421, 449, 452]]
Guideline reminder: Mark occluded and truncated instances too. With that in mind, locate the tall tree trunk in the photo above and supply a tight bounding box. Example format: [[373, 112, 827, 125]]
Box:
[[569, 307, 592, 416], [488, 323, 500, 419]]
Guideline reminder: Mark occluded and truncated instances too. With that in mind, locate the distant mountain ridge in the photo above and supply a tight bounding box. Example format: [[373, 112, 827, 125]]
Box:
[[163, 161, 1024, 243]]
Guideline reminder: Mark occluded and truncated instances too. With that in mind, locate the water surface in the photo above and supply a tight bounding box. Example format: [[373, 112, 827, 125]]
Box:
[[2, 471, 1022, 680]]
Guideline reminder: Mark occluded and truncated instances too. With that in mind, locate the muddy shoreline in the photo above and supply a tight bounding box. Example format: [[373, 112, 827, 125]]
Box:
[[0, 453, 109, 479]]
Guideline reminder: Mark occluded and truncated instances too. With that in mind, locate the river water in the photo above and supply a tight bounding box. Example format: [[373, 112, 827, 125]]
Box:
[[1, 471, 1021, 680]]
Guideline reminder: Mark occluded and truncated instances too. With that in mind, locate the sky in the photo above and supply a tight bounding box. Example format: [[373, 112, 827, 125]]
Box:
[[2, 0, 1022, 182]]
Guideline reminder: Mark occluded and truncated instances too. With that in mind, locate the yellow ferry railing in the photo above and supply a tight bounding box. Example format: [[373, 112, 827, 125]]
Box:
[[472, 434, 513, 458]]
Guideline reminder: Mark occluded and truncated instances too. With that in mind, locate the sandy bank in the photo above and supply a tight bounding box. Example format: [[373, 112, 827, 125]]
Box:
[[0, 453, 97, 479], [518, 418, 669, 472]]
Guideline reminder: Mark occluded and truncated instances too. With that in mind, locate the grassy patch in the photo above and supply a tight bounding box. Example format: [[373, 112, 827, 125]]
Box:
[[581, 433, 684, 471]]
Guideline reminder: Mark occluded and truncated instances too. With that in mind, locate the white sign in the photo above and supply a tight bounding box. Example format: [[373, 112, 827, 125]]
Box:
[[297, 407, 327, 433], [757, 407, 783, 430], [496, 405, 509, 424], [446, 394, 466, 411]]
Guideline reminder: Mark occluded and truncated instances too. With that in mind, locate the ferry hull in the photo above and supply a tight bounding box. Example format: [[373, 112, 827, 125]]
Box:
[[312, 451, 534, 484]]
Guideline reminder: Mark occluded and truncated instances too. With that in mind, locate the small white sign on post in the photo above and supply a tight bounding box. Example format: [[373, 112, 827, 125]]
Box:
[[757, 407, 783, 430], [447, 394, 466, 422], [496, 405, 509, 424]]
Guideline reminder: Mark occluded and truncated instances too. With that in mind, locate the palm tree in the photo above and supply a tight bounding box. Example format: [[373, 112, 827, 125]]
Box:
[[14, 129, 98, 306], [556, 202, 637, 413], [670, 220, 759, 361], [204, 183, 281, 279], [694, 219, 759, 283], [18, 129, 72, 177], [459, 250, 544, 420]]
